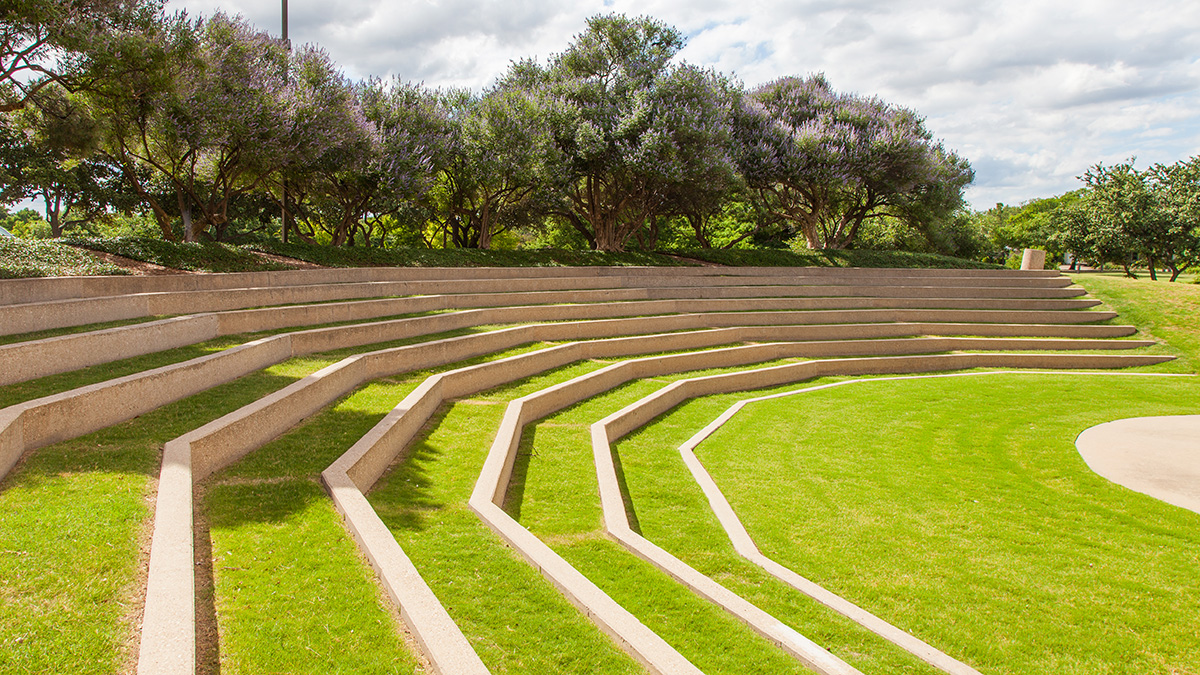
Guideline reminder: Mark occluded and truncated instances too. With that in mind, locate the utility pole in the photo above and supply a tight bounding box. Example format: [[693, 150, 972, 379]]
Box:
[[280, 0, 293, 243]]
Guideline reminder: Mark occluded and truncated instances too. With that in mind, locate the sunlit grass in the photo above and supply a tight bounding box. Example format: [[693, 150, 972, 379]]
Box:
[[629, 373, 1200, 674]]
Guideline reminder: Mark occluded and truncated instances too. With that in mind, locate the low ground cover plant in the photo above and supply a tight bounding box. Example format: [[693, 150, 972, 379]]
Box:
[[0, 237, 127, 278], [66, 236, 290, 273]]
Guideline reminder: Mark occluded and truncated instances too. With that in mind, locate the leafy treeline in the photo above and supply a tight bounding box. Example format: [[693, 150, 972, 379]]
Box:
[[964, 158, 1200, 280], [1, 3, 973, 251]]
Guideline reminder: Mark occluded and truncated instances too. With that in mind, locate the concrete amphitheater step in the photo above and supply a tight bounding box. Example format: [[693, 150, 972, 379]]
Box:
[[0, 266, 1154, 675], [318, 345, 1167, 675], [0, 265, 1064, 306], [0, 294, 1106, 386], [134, 320, 1163, 675], [1, 298, 1133, 475], [0, 268, 1074, 334]]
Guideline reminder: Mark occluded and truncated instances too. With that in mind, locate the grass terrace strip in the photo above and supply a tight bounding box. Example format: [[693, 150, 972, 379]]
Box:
[[648, 373, 1200, 673], [481, 352, 1169, 674]]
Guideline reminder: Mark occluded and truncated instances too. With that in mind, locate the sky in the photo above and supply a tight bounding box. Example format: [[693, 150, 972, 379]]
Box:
[[147, 0, 1200, 209]]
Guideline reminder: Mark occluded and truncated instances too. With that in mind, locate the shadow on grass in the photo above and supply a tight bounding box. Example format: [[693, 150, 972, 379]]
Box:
[[610, 441, 644, 536], [0, 368, 302, 675], [502, 426, 537, 521]]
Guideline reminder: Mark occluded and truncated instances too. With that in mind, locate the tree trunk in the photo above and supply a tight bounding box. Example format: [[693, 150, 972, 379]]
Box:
[[44, 193, 63, 238]]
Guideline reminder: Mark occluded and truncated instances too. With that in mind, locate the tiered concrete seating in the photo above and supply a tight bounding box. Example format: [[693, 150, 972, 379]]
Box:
[[0, 265, 1172, 675]]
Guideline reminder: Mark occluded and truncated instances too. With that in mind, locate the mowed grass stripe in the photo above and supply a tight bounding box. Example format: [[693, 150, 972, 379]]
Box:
[[668, 373, 1200, 674], [516, 363, 942, 674], [368, 358, 645, 674], [0, 328, 525, 674]]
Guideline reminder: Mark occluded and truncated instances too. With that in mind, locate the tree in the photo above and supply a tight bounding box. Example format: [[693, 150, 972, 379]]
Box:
[[734, 74, 973, 250], [509, 14, 741, 251], [2, 0, 165, 112], [1064, 160, 1199, 281], [286, 77, 450, 247], [429, 86, 563, 249], [0, 85, 128, 237], [1144, 157, 1200, 281]]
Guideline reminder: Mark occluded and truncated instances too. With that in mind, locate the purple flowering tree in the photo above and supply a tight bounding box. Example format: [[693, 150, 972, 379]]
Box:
[[735, 75, 973, 250], [426, 85, 565, 249], [287, 77, 449, 246]]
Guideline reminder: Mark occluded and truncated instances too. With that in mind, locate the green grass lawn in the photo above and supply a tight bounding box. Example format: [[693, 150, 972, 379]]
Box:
[[1070, 273, 1200, 372], [621, 373, 1200, 675]]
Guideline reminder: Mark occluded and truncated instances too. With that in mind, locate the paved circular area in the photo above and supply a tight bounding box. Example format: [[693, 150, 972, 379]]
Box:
[[1076, 415, 1200, 515]]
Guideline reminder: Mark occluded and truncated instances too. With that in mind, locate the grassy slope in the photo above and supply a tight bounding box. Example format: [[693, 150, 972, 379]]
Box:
[[1070, 273, 1200, 373], [4, 234, 1004, 275]]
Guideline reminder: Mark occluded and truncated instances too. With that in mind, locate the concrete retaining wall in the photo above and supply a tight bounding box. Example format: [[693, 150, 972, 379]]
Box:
[[0, 269, 1075, 335], [0, 265, 1064, 306]]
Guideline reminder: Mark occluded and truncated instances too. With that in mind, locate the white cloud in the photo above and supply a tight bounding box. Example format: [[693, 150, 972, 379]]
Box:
[[165, 0, 1200, 209]]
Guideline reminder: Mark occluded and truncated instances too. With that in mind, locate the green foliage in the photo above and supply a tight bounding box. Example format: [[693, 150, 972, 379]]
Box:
[[1059, 158, 1200, 280], [246, 239, 690, 267], [672, 245, 1000, 269], [0, 237, 126, 277], [67, 235, 288, 272]]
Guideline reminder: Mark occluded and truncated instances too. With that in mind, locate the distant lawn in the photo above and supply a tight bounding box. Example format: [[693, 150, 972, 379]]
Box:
[[1070, 273, 1200, 372], [0, 237, 127, 278]]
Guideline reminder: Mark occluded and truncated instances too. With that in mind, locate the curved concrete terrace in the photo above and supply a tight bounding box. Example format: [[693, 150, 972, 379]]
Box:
[[332, 349, 1167, 674], [139, 327, 1153, 674], [0, 267, 1075, 335], [0, 296, 1128, 480], [0, 265, 1173, 675], [0, 288, 1101, 386]]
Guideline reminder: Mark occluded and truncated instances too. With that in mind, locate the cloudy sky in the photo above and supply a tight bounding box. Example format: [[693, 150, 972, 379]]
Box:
[[164, 0, 1200, 209]]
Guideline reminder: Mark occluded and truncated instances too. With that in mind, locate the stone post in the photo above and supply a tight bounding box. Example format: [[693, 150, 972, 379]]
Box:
[[1020, 248, 1046, 271]]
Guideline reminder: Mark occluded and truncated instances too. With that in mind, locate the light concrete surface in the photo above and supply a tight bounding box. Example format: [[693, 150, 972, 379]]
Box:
[[0, 268, 1075, 334], [1076, 415, 1200, 515], [0, 314, 220, 386], [0, 264, 1064, 306], [0, 297, 1136, 486], [0, 283, 1104, 385], [136, 440, 194, 675], [1021, 249, 1047, 270], [0, 286, 1133, 485]]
